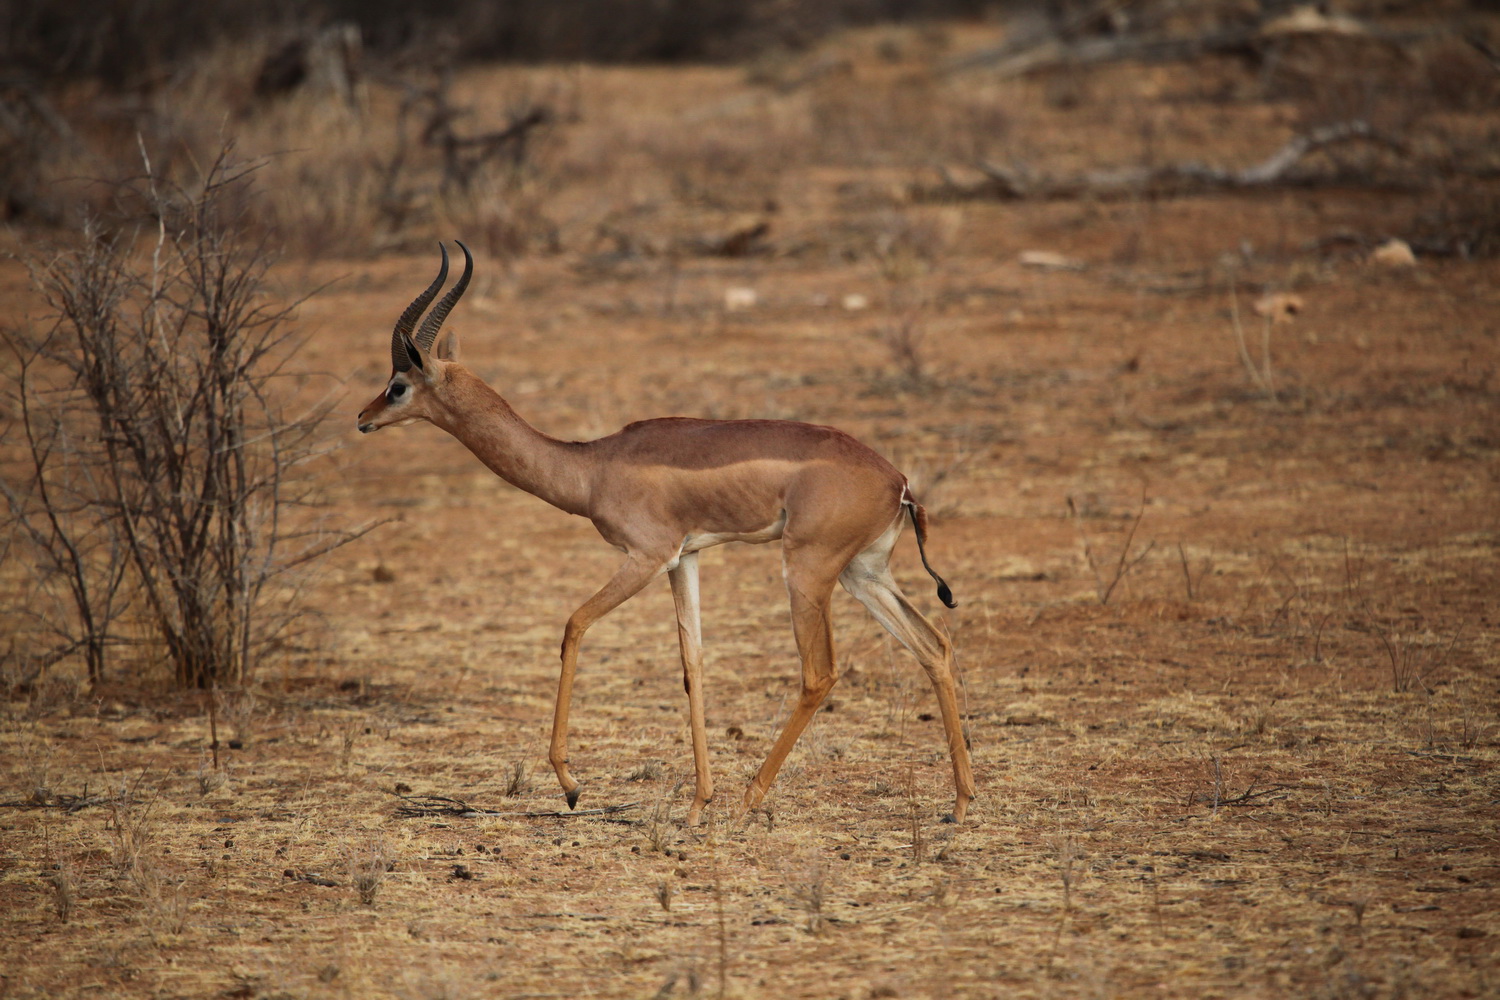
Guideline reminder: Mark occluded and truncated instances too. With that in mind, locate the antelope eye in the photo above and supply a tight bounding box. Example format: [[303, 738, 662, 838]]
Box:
[[387, 382, 407, 402]]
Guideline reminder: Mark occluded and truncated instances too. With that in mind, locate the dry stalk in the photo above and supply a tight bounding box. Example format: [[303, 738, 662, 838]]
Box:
[[137, 868, 191, 938], [1045, 833, 1079, 976], [1056, 835, 1077, 916], [339, 720, 361, 771], [45, 861, 76, 923], [219, 687, 259, 746], [787, 857, 828, 935], [875, 315, 933, 391], [904, 764, 926, 863], [1373, 621, 1461, 695], [106, 774, 163, 885], [196, 752, 226, 795], [642, 791, 675, 854], [1176, 541, 1214, 602], [627, 759, 666, 783], [883, 636, 915, 740], [504, 760, 530, 797], [1068, 487, 1156, 605], [207, 682, 220, 769], [713, 865, 729, 1000], [1342, 539, 1463, 694], [1228, 279, 1276, 399], [346, 838, 394, 906]]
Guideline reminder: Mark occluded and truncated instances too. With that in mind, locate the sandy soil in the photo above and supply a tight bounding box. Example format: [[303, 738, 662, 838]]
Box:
[[2, 15, 1498, 1000]]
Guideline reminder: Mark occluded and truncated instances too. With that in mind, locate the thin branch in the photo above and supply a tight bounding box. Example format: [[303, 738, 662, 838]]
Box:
[[392, 793, 642, 820]]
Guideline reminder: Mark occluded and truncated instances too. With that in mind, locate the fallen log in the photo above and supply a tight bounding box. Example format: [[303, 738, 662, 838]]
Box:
[[917, 120, 1415, 203]]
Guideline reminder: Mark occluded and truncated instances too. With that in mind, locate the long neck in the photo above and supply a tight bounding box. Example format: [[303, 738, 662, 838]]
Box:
[[428, 370, 592, 517]]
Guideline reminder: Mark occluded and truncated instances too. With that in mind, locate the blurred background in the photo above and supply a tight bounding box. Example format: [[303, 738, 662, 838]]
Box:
[[4, 0, 1496, 261]]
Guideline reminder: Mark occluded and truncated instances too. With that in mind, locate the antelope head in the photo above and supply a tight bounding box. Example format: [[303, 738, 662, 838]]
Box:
[[356, 241, 473, 434]]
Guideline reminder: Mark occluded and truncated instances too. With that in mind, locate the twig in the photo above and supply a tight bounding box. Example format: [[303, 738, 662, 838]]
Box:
[[1228, 277, 1275, 398], [392, 793, 642, 819], [1404, 750, 1476, 764], [1190, 771, 1294, 810], [0, 793, 109, 813], [1175, 542, 1212, 601], [284, 871, 340, 887], [1070, 486, 1155, 605], [1102, 494, 1155, 606]]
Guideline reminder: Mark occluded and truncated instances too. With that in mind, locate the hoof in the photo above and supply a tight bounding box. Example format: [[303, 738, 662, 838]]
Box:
[[565, 787, 581, 810], [940, 812, 958, 824]]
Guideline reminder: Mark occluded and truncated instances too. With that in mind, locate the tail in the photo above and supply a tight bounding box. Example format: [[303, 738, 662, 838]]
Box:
[[903, 488, 956, 609]]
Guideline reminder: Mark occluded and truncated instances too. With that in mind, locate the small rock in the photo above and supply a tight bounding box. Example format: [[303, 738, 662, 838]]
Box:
[[723, 287, 758, 311], [841, 293, 870, 311], [1253, 293, 1304, 322], [1019, 250, 1085, 271], [1370, 238, 1416, 269]]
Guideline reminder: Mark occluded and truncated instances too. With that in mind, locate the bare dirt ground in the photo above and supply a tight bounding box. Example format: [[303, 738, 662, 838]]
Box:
[[3, 16, 1498, 1000]]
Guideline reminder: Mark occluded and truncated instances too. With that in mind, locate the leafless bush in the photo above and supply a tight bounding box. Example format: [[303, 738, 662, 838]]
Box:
[[785, 856, 829, 935], [45, 861, 76, 923], [626, 759, 666, 783], [347, 838, 395, 906], [196, 753, 227, 795], [1067, 487, 1156, 606], [642, 794, 675, 853], [503, 760, 531, 797], [1054, 834, 1077, 915], [106, 774, 162, 885], [137, 868, 193, 938], [654, 880, 674, 913], [874, 316, 933, 391], [367, 68, 564, 258], [1369, 622, 1461, 696], [1, 146, 375, 689]]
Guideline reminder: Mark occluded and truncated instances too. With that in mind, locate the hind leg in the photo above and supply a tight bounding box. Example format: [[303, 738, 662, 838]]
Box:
[[841, 530, 976, 821], [741, 544, 843, 816]]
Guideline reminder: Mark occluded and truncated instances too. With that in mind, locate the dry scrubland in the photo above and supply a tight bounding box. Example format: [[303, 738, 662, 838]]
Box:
[[2, 12, 1499, 1000]]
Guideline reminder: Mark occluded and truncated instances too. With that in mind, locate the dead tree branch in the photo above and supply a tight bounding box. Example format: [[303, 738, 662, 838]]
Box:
[[942, 9, 1448, 80], [921, 121, 1412, 203]]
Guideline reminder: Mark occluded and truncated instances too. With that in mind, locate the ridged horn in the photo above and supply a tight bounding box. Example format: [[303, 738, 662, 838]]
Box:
[[414, 240, 473, 352], [390, 243, 450, 371]]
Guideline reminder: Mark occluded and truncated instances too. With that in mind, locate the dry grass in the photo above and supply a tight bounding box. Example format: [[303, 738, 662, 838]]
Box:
[[3, 9, 1499, 1000]]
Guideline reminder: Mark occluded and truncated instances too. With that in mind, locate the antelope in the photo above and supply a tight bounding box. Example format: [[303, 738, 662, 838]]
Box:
[[357, 242, 976, 824]]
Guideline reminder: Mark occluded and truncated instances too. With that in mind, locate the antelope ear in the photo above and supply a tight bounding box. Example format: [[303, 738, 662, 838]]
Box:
[[438, 329, 460, 361], [401, 331, 428, 373]]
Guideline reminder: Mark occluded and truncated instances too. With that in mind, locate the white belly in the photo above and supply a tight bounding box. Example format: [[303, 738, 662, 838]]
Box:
[[680, 510, 787, 553]]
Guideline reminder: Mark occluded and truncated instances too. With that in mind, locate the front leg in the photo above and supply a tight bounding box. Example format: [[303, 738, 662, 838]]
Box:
[[551, 554, 668, 808], [668, 552, 714, 825]]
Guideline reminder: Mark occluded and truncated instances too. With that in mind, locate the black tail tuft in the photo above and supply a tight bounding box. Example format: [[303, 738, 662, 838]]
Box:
[[905, 498, 957, 608], [936, 578, 956, 609]]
